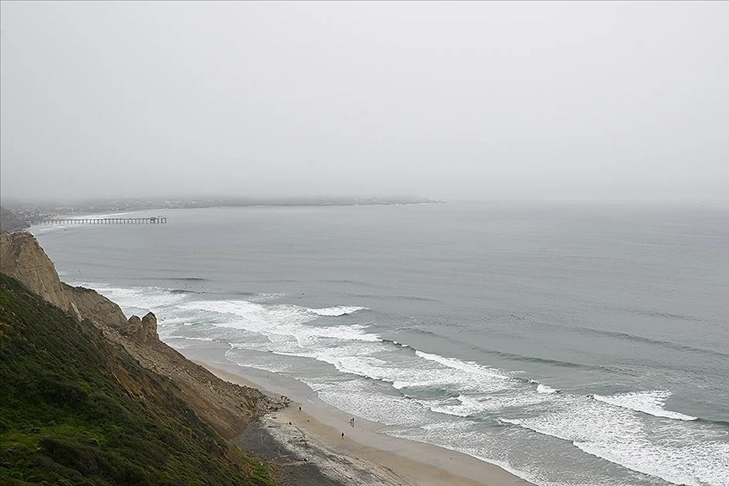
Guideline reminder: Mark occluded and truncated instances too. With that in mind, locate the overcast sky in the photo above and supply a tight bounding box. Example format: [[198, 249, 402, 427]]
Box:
[[1, 2, 728, 202]]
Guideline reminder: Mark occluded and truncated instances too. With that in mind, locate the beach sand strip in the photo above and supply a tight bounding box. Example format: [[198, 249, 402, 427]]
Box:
[[185, 345, 534, 486]]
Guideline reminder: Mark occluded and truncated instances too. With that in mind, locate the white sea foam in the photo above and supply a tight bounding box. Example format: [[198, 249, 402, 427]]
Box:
[[173, 335, 214, 342], [575, 439, 729, 486], [537, 384, 559, 394], [499, 396, 729, 486], [61, 286, 553, 424], [311, 379, 428, 427], [164, 335, 215, 348], [593, 390, 697, 421], [429, 394, 486, 417], [34, 203, 729, 486], [69, 283, 188, 317], [200, 299, 553, 420], [307, 306, 366, 316], [226, 348, 309, 374], [391, 420, 601, 486], [79, 286, 722, 486], [54, 283, 727, 486], [179, 300, 380, 347], [416, 350, 513, 381], [182, 296, 554, 423]]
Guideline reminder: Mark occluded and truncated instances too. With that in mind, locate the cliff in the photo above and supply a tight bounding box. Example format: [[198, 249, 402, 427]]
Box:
[[0, 205, 30, 233], [0, 231, 79, 317], [0, 231, 285, 440], [0, 273, 277, 485]]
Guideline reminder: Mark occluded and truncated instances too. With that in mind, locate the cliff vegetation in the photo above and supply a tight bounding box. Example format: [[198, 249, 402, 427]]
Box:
[[0, 273, 276, 485]]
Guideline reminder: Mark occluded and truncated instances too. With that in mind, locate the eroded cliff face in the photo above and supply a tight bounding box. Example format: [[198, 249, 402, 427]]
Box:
[[0, 231, 283, 439], [63, 283, 129, 329], [0, 232, 79, 318]]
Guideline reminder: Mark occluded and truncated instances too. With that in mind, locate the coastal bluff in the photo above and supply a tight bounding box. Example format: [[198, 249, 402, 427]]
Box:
[[0, 231, 286, 439], [1, 229, 522, 486], [0, 205, 30, 233]]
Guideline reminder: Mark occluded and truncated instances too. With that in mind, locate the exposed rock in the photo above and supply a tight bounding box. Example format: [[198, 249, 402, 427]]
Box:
[[0, 273, 277, 486], [125, 314, 143, 336], [0, 230, 285, 440], [141, 312, 158, 341], [0, 231, 75, 312], [67, 300, 83, 322], [63, 283, 129, 328], [121, 312, 158, 343]]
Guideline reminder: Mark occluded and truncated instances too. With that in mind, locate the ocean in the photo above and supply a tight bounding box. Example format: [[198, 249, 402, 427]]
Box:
[[34, 202, 729, 486]]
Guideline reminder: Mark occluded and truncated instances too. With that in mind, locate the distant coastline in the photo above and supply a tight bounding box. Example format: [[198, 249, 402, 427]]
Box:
[[2, 196, 443, 224]]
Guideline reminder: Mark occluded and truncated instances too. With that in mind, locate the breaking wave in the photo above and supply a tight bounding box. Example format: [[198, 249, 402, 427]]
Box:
[[592, 391, 697, 421], [73, 281, 726, 486], [307, 306, 367, 316]]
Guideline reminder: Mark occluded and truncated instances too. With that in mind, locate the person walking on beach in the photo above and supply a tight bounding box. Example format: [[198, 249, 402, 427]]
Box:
[[341, 432, 344, 439], [350, 417, 355, 428]]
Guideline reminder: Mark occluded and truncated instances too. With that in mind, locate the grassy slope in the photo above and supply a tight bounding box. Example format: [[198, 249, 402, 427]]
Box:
[[0, 274, 276, 485]]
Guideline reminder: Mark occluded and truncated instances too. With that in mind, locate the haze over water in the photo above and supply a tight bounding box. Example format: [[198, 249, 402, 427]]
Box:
[[2, 2, 729, 202], [35, 202, 729, 486]]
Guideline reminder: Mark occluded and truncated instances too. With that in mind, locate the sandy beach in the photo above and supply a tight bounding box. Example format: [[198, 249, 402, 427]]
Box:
[[183, 343, 533, 486]]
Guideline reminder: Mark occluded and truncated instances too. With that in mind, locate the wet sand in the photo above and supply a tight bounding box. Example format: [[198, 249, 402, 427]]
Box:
[[184, 343, 534, 486]]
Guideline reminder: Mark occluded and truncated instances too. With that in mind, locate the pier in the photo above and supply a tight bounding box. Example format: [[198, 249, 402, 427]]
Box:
[[35, 217, 167, 225]]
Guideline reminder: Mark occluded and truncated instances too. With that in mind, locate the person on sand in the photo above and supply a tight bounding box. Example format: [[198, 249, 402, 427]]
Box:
[[350, 417, 355, 428], [341, 432, 344, 438]]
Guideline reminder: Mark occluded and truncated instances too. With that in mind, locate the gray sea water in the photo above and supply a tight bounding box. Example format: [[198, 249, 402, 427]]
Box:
[[34, 202, 729, 486]]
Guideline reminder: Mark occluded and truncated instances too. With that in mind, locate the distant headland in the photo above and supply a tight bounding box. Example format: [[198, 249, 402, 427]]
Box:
[[2, 196, 442, 226]]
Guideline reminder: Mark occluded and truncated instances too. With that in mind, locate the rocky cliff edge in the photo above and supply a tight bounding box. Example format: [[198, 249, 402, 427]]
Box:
[[0, 231, 285, 439]]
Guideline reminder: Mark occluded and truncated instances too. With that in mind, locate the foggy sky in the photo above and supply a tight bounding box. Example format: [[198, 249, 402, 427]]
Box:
[[1, 2, 728, 202]]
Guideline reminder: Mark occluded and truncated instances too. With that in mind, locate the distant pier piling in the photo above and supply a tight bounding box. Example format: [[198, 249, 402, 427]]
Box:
[[34, 216, 167, 225]]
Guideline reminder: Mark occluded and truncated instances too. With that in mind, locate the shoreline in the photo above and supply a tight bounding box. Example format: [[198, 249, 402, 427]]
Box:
[[182, 343, 534, 486]]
